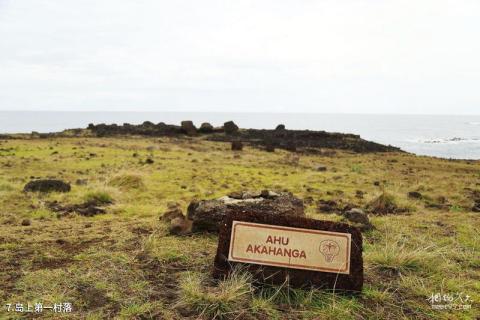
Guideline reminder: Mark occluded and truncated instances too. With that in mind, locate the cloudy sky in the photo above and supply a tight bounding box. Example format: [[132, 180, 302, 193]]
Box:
[[0, 0, 479, 114]]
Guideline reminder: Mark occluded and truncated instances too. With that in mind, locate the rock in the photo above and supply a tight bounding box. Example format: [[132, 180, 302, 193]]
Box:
[[304, 196, 314, 205], [231, 141, 243, 151], [472, 199, 480, 212], [187, 191, 304, 233], [373, 181, 380, 186], [275, 124, 286, 130], [408, 191, 422, 199], [169, 216, 193, 235], [317, 166, 327, 172], [21, 219, 31, 226], [145, 158, 154, 164], [75, 179, 88, 186], [181, 121, 197, 136], [342, 208, 373, 231], [265, 143, 275, 152], [223, 121, 239, 135], [161, 205, 185, 222], [260, 190, 280, 198], [316, 199, 339, 213], [24, 179, 71, 193], [47, 199, 109, 217], [199, 122, 214, 133], [355, 190, 364, 199]]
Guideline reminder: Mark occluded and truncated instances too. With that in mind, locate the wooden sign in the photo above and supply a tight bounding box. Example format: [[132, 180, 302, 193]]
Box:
[[214, 211, 363, 292], [228, 221, 351, 274]]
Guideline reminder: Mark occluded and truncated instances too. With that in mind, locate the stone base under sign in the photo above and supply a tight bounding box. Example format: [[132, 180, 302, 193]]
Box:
[[213, 211, 363, 292]]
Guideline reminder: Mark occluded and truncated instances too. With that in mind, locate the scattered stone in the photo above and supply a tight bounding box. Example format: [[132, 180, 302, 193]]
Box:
[[161, 204, 184, 222], [223, 121, 239, 135], [373, 181, 380, 186], [24, 179, 71, 193], [260, 189, 279, 198], [47, 199, 109, 217], [21, 219, 31, 226], [304, 196, 314, 205], [342, 208, 373, 231], [317, 166, 327, 172], [199, 122, 214, 133], [169, 216, 193, 235], [355, 190, 364, 199], [408, 191, 422, 199], [265, 143, 275, 152], [145, 158, 154, 164], [316, 199, 338, 213], [180, 121, 197, 136], [231, 141, 243, 151], [472, 200, 480, 212], [75, 179, 88, 186], [187, 191, 304, 233]]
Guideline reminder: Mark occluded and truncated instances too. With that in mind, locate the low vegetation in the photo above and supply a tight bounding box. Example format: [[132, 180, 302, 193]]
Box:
[[0, 136, 479, 319]]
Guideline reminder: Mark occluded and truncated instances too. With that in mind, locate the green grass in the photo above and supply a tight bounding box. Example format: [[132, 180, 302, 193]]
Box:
[[0, 136, 479, 319]]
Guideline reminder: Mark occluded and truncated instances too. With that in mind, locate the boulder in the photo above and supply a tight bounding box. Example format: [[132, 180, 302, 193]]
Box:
[[180, 121, 197, 136], [223, 121, 239, 135], [231, 141, 243, 151], [24, 179, 71, 193], [199, 122, 214, 133], [317, 166, 327, 172], [187, 191, 304, 233], [275, 124, 286, 130]]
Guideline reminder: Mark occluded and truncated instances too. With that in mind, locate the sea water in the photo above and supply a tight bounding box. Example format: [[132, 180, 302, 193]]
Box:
[[0, 111, 479, 159]]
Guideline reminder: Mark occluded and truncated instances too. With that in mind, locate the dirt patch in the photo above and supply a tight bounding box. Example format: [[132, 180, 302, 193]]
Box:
[[47, 199, 111, 217]]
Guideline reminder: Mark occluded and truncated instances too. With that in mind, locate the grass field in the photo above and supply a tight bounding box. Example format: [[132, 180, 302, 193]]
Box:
[[0, 136, 479, 319]]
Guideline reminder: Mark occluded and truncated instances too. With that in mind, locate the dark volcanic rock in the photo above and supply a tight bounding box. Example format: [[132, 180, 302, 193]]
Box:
[[316, 199, 339, 213], [47, 200, 108, 217], [214, 211, 363, 292], [275, 124, 286, 130], [472, 200, 480, 212], [223, 121, 239, 135], [24, 179, 71, 193], [85, 121, 402, 154], [180, 121, 197, 136], [408, 191, 422, 199], [161, 205, 185, 222], [265, 143, 275, 152], [187, 191, 304, 233], [342, 208, 373, 231], [169, 216, 192, 235], [231, 141, 243, 151], [199, 122, 214, 133]]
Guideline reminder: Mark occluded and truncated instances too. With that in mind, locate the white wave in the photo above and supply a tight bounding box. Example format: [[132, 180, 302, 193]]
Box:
[[420, 137, 480, 144], [467, 121, 480, 125]]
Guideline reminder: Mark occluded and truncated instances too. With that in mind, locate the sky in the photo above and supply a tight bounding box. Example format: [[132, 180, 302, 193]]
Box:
[[0, 0, 479, 114]]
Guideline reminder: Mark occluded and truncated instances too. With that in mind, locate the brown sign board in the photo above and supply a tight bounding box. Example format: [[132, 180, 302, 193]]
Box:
[[213, 212, 363, 292]]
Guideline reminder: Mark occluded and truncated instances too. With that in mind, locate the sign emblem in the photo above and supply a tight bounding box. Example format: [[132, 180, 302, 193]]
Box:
[[319, 240, 340, 262]]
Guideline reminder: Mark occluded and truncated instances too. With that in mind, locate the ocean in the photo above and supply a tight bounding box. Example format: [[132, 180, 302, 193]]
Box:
[[1, 111, 479, 160]]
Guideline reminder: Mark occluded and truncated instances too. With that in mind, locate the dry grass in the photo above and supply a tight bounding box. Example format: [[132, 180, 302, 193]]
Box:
[[0, 136, 479, 319]]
